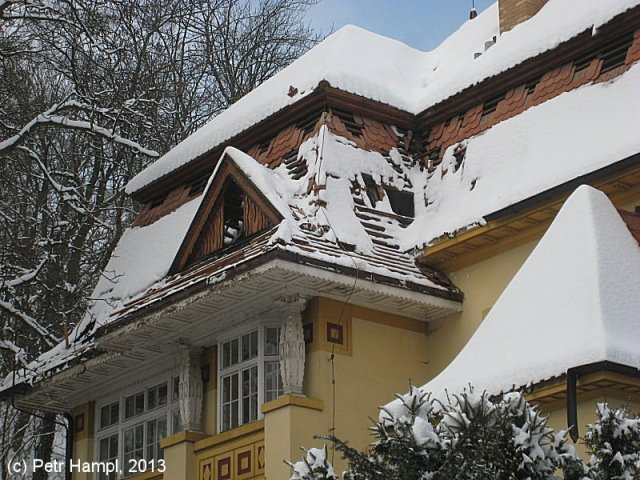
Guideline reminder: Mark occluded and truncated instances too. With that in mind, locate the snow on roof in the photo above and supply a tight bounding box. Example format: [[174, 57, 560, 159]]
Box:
[[2, 127, 462, 391], [411, 185, 640, 401], [126, 0, 640, 194], [403, 60, 640, 248], [1, 197, 203, 387], [222, 147, 295, 219]]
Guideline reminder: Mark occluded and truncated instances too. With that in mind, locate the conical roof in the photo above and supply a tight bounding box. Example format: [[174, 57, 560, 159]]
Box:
[[422, 185, 640, 398]]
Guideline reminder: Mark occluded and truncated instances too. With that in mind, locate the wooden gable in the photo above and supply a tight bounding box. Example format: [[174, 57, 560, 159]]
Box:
[[170, 155, 283, 273]]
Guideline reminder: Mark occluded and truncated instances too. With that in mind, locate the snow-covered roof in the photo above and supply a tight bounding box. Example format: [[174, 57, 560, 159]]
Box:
[[2, 196, 202, 386], [2, 126, 462, 390], [414, 185, 640, 400], [125, 0, 640, 194], [406, 60, 640, 247]]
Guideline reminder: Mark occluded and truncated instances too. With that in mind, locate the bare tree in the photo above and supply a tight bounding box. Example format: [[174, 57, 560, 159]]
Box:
[[0, 0, 319, 477]]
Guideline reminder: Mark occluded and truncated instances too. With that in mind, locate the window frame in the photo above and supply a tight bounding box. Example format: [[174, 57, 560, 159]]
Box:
[[94, 373, 180, 478], [217, 323, 283, 432]]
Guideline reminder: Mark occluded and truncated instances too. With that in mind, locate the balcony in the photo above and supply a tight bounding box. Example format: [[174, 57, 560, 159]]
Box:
[[194, 421, 265, 480]]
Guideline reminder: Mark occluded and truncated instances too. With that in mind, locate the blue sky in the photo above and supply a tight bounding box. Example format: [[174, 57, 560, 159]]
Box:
[[306, 0, 494, 51]]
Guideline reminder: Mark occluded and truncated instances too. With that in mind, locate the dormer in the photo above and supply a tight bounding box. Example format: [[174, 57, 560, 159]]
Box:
[[170, 149, 286, 273]]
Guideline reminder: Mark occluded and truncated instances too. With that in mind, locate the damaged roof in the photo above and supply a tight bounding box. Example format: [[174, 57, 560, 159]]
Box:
[[2, 125, 462, 390]]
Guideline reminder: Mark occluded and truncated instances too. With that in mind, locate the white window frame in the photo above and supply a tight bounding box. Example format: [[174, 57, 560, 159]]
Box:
[[94, 372, 180, 478], [217, 323, 283, 432]]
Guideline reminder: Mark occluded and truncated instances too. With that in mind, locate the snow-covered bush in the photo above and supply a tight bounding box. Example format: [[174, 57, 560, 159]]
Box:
[[436, 390, 583, 480], [289, 385, 588, 480], [584, 403, 640, 480], [288, 445, 338, 480]]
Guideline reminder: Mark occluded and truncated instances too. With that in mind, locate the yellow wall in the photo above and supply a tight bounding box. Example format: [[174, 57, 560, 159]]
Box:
[[425, 239, 538, 380], [66, 192, 640, 477], [544, 391, 640, 459], [264, 297, 433, 478], [70, 402, 94, 480]]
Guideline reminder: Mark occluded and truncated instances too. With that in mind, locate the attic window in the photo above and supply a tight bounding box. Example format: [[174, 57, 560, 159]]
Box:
[[481, 93, 506, 117], [149, 194, 167, 209], [188, 175, 208, 197], [223, 179, 245, 246], [332, 108, 363, 137], [600, 34, 633, 74], [384, 188, 414, 218]]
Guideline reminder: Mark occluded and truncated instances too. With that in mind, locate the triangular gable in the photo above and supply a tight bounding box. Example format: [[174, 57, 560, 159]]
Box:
[[170, 150, 285, 273]]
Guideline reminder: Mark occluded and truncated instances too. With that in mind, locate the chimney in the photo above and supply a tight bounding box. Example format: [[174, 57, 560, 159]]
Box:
[[499, 0, 549, 34]]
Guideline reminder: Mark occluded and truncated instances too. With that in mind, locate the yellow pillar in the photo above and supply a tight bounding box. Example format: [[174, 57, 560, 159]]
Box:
[[159, 431, 206, 480], [262, 395, 324, 480], [70, 402, 94, 480]]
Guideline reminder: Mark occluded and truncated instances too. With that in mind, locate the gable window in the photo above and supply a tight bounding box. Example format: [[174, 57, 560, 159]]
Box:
[[219, 326, 283, 431], [95, 374, 179, 478], [223, 179, 245, 246]]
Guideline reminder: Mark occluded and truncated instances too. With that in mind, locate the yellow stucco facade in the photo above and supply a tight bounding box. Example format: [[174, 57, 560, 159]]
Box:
[[70, 196, 640, 478]]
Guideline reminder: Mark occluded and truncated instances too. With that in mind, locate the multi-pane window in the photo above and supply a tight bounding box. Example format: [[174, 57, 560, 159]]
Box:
[[99, 401, 119, 429], [98, 434, 118, 480], [264, 327, 282, 402], [95, 375, 178, 477], [219, 326, 284, 432], [123, 423, 144, 475]]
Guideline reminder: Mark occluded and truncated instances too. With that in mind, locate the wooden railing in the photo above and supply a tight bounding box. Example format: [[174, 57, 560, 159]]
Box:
[[194, 421, 265, 480]]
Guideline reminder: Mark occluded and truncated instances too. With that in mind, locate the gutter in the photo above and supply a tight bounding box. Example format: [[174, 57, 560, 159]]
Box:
[[565, 361, 640, 440]]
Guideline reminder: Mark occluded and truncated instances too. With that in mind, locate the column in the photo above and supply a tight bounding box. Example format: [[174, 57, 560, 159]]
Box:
[[178, 344, 203, 432], [277, 294, 307, 396]]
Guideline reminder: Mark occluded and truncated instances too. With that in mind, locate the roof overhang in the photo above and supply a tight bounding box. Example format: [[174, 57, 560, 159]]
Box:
[[7, 258, 461, 412], [525, 361, 640, 408], [131, 83, 415, 204], [420, 152, 640, 271]]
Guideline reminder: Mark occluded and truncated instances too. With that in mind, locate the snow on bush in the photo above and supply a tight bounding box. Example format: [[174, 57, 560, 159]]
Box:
[[584, 403, 640, 480], [288, 445, 337, 480], [289, 386, 640, 480]]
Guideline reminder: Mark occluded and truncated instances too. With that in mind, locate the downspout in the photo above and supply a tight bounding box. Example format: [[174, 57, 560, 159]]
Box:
[[565, 361, 640, 442], [566, 369, 578, 442], [63, 412, 74, 480]]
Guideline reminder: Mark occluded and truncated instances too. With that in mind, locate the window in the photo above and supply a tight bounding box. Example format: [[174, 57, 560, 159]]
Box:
[[98, 434, 118, 480], [99, 401, 119, 429], [95, 374, 179, 478], [219, 326, 284, 431]]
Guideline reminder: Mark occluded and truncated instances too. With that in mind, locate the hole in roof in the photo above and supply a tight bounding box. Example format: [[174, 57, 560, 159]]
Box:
[[481, 92, 506, 117], [361, 174, 384, 207], [332, 108, 363, 137], [600, 34, 633, 74], [453, 143, 467, 173], [384, 188, 414, 218], [525, 76, 541, 96]]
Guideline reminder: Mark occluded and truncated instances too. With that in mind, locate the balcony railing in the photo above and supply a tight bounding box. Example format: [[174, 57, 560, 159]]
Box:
[[194, 420, 265, 480]]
